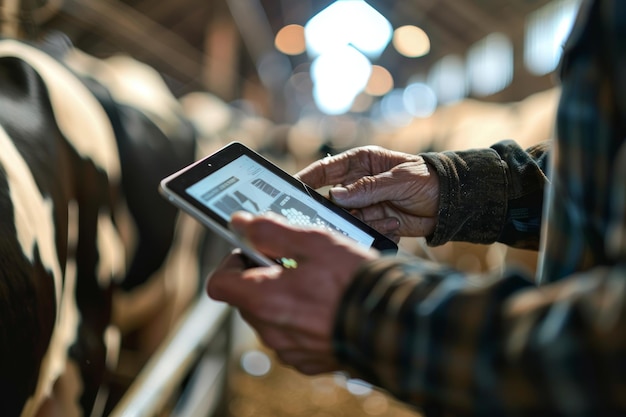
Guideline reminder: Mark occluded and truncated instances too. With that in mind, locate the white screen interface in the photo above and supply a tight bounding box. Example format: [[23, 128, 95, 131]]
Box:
[[186, 155, 376, 248]]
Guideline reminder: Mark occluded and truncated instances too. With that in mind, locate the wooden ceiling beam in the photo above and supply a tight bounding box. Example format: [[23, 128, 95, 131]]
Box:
[[439, 0, 502, 34], [130, 0, 204, 29], [394, 0, 468, 53], [59, 0, 206, 85]]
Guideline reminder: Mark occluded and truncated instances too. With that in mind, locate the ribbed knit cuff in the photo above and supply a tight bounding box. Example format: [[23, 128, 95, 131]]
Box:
[[420, 148, 508, 246]]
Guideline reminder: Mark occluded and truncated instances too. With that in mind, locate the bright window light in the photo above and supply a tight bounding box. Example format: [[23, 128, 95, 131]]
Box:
[[524, 0, 581, 75], [311, 45, 372, 115], [467, 33, 513, 97], [304, 0, 392, 59]]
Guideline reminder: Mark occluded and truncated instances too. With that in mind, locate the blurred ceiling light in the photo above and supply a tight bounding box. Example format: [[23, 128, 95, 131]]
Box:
[[427, 54, 466, 104], [311, 45, 372, 115], [365, 65, 394, 96], [403, 82, 437, 117], [392, 25, 431, 58], [524, 0, 581, 75], [275, 24, 306, 55], [467, 32, 513, 96], [304, 0, 392, 59], [379, 89, 414, 127]]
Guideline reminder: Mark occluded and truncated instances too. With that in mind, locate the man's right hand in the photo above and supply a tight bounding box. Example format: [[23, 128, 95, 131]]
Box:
[[295, 146, 440, 242]]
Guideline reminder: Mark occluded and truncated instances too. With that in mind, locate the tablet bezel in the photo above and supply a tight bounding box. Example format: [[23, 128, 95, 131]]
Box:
[[159, 141, 398, 256]]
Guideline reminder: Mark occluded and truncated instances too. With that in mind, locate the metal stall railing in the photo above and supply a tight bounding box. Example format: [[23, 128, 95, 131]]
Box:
[[109, 296, 232, 417]]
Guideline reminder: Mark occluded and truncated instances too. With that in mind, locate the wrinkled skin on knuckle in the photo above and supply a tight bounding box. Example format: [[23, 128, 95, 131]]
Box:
[[354, 175, 379, 195]]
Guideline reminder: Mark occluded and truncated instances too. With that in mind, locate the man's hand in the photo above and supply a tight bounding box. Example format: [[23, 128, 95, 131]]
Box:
[[206, 211, 377, 375], [296, 146, 440, 242]]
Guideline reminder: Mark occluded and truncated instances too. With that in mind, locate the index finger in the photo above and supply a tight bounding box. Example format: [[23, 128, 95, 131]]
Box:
[[295, 154, 351, 189], [231, 211, 319, 260]]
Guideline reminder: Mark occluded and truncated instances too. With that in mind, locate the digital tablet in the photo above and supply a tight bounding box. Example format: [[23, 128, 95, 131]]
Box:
[[159, 141, 398, 267]]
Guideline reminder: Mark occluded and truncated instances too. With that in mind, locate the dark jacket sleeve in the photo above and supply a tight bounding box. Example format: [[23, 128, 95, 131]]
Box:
[[334, 255, 626, 416], [420, 139, 550, 250]]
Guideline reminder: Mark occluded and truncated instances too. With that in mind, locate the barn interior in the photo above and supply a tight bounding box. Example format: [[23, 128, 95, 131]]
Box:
[[3, 0, 581, 416]]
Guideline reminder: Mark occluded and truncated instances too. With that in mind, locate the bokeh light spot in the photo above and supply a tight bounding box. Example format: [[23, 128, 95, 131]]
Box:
[[240, 349, 272, 377], [393, 25, 430, 57], [365, 65, 394, 96], [275, 24, 306, 55]]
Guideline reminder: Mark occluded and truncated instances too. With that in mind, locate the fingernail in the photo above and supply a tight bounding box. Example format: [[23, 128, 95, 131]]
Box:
[[233, 210, 254, 219], [329, 186, 348, 201], [231, 211, 254, 223]]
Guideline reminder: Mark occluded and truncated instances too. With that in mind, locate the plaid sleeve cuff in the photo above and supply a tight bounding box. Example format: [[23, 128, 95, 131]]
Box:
[[332, 256, 446, 389]]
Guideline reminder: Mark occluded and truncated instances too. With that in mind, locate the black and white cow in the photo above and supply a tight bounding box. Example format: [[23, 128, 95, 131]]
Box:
[[0, 38, 123, 417], [0, 36, 198, 417]]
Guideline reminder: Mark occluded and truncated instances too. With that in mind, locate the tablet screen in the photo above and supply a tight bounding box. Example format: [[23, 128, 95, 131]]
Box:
[[185, 154, 376, 248]]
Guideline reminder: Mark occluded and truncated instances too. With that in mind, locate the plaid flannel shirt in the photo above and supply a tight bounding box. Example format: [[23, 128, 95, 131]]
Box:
[[333, 1, 626, 415]]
